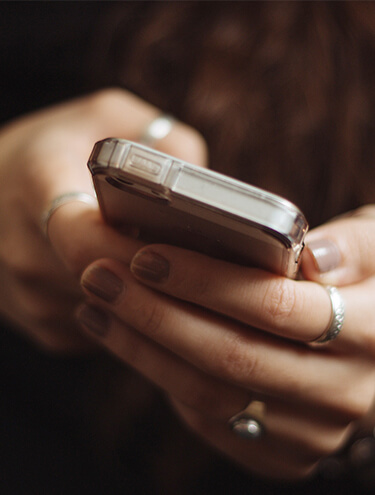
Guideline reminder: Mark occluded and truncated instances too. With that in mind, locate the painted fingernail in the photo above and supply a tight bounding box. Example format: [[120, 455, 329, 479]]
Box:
[[306, 239, 341, 273], [131, 251, 169, 283], [81, 265, 123, 302], [76, 305, 109, 337]]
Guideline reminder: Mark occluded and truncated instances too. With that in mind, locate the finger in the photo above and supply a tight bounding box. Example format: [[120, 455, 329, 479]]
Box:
[[27, 88, 208, 226], [0, 206, 93, 351], [332, 277, 375, 354], [129, 245, 332, 343], [35, 89, 208, 273], [47, 203, 144, 276], [76, 303, 249, 421], [129, 244, 375, 356], [81, 89, 207, 166], [79, 259, 375, 415], [150, 119, 208, 166], [301, 205, 375, 286], [76, 299, 353, 461], [172, 399, 349, 480], [78, 298, 353, 480]]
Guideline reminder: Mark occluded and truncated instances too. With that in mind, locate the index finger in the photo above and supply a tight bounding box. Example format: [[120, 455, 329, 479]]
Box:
[[32, 89, 208, 275], [130, 245, 332, 343], [26, 88, 207, 225]]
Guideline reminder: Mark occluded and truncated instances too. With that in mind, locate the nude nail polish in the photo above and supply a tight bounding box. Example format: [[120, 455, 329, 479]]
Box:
[[131, 251, 170, 283], [81, 265, 123, 302], [77, 305, 109, 337], [307, 239, 341, 273]]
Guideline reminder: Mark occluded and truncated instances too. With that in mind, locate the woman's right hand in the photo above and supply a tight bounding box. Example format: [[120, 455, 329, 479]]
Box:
[[0, 88, 207, 352], [76, 212, 375, 480]]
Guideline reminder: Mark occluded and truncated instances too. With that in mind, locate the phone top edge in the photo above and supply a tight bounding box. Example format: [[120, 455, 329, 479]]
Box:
[[166, 165, 308, 245], [88, 138, 309, 246], [89, 138, 304, 210]]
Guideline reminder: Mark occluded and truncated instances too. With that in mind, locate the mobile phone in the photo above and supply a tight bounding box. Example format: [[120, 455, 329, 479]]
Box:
[[88, 138, 308, 278]]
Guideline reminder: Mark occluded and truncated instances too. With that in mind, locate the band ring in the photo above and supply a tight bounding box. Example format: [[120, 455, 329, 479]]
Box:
[[311, 286, 345, 344], [229, 400, 266, 440], [139, 114, 175, 147], [41, 192, 97, 237]]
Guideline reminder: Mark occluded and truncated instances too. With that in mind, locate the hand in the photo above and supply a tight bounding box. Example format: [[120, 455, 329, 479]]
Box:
[[0, 88, 207, 352], [77, 206, 375, 479]]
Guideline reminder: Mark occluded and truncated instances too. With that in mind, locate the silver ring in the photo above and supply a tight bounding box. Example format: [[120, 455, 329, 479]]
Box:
[[41, 192, 97, 237], [311, 286, 345, 344], [229, 400, 266, 440], [139, 114, 175, 147]]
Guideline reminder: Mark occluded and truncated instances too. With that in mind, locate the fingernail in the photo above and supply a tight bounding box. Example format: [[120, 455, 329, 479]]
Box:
[[81, 265, 124, 302], [76, 305, 109, 337], [306, 239, 341, 273], [131, 251, 169, 283]]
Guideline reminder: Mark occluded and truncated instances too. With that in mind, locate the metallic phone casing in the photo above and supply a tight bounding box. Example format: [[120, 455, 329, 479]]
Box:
[[88, 138, 308, 278]]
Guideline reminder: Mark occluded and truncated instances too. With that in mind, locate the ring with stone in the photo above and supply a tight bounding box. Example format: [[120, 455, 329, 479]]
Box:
[[229, 400, 266, 440]]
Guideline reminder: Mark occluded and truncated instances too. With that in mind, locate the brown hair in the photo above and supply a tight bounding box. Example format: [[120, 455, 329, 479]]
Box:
[[91, 1, 375, 227]]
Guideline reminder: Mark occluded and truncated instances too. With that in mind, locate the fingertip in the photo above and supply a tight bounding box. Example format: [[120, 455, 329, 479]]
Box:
[[157, 122, 209, 167], [130, 249, 170, 284], [301, 239, 341, 282], [76, 303, 110, 338]]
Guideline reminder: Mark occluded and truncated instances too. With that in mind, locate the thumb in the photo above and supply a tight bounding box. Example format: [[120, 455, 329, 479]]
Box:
[[301, 205, 375, 286]]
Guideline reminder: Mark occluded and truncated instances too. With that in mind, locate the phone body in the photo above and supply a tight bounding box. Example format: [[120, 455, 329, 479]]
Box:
[[88, 138, 308, 278]]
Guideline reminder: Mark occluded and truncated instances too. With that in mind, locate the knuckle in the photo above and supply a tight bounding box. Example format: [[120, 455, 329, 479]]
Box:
[[84, 88, 126, 116], [82, 88, 134, 126], [262, 278, 299, 328], [171, 123, 208, 165], [307, 428, 349, 460], [20, 136, 49, 175]]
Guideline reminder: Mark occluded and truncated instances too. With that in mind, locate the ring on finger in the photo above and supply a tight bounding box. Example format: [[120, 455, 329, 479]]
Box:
[[229, 400, 266, 440], [139, 114, 175, 147], [310, 285, 345, 345], [41, 191, 97, 238]]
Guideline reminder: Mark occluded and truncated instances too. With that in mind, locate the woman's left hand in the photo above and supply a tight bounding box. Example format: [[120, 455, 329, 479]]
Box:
[[77, 205, 375, 480]]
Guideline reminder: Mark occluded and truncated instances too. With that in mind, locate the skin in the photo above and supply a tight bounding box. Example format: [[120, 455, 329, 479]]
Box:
[[1, 88, 375, 480], [77, 225, 375, 479], [0, 88, 206, 351]]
